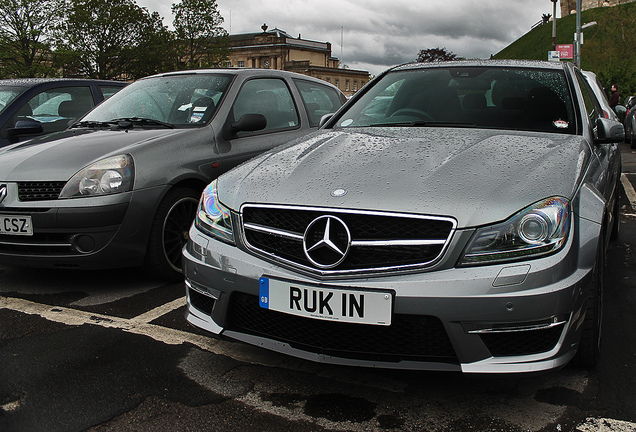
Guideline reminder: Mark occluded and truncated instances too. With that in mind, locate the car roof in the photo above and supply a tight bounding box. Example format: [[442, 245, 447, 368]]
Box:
[[390, 59, 569, 72], [139, 68, 345, 96], [145, 68, 340, 86], [0, 78, 127, 88]]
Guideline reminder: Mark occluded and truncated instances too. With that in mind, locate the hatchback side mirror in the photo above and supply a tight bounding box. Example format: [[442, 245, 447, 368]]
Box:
[[231, 113, 267, 133]]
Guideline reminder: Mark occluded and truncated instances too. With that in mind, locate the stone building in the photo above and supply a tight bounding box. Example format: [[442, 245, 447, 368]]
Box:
[[561, 0, 635, 16], [227, 25, 370, 96]]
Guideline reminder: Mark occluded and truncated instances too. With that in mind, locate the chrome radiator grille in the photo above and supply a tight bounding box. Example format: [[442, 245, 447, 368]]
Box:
[[241, 205, 456, 275]]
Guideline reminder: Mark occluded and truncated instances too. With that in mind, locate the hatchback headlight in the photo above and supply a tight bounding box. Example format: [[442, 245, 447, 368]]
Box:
[[59, 155, 134, 198], [460, 197, 570, 265], [195, 179, 235, 245]]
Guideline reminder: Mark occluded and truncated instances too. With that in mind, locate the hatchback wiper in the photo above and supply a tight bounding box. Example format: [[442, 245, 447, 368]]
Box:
[[110, 117, 175, 129], [70, 120, 113, 129]]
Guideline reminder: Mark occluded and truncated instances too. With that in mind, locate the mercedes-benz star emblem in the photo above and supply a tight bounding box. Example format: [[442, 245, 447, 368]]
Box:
[[303, 215, 351, 269], [0, 184, 7, 205]]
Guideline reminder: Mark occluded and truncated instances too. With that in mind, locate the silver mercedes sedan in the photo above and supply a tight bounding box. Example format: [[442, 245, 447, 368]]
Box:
[[183, 60, 624, 373]]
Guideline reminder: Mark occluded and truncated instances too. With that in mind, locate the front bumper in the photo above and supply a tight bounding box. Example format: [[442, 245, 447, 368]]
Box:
[[0, 183, 166, 269], [183, 219, 595, 373]]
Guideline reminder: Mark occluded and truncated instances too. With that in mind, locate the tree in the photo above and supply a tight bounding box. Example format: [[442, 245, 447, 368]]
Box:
[[54, 0, 167, 79], [119, 11, 178, 79], [0, 0, 64, 78], [416, 47, 458, 63], [171, 0, 229, 69], [583, 5, 636, 97]]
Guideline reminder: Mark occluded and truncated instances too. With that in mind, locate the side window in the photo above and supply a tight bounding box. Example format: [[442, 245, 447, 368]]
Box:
[[99, 85, 125, 100], [232, 78, 299, 133], [294, 79, 344, 127], [576, 71, 601, 129], [12, 86, 94, 133]]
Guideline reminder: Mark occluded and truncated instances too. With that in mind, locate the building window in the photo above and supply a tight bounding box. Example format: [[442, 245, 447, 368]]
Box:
[[326, 77, 331, 83], [335, 79, 339, 88], [238, 61, 244, 67], [354, 81, 358, 91], [345, 80, 350, 91], [226, 62, 232, 67]]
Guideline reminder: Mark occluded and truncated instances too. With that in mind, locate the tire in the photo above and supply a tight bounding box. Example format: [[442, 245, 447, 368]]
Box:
[[573, 237, 605, 368], [144, 187, 200, 281]]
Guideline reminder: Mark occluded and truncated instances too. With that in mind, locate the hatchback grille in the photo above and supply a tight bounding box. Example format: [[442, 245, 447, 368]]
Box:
[[0, 232, 73, 254], [227, 292, 458, 364], [241, 205, 456, 275], [18, 182, 66, 201]]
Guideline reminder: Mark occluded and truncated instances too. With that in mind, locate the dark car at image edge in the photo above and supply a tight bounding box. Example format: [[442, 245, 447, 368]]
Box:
[[0, 78, 127, 147]]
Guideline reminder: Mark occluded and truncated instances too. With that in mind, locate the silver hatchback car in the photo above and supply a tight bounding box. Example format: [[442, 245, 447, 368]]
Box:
[[183, 60, 624, 373]]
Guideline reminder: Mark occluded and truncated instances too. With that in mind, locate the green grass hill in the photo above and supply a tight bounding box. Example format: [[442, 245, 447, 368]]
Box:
[[493, 2, 636, 98]]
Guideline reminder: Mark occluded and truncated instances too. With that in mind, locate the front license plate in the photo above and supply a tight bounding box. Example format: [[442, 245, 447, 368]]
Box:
[[259, 277, 392, 326], [0, 214, 33, 236]]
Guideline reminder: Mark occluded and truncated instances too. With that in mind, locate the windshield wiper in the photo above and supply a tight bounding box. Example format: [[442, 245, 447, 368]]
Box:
[[368, 121, 477, 128], [110, 117, 175, 129], [70, 120, 113, 129]]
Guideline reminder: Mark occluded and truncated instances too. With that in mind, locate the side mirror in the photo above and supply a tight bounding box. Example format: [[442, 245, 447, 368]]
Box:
[[614, 104, 627, 122], [8, 119, 44, 137], [231, 114, 267, 134], [595, 117, 625, 143], [319, 113, 334, 128], [222, 113, 267, 141]]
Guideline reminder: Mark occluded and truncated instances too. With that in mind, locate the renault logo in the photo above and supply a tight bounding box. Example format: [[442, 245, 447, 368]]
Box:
[[303, 215, 351, 269], [0, 184, 6, 205]]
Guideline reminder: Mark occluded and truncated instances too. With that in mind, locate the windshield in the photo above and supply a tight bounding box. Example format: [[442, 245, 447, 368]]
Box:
[[82, 73, 233, 127], [335, 67, 575, 134], [0, 86, 24, 115]]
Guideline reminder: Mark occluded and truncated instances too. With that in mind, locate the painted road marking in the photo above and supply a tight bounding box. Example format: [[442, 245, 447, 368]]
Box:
[[0, 296, 277, 366], [621, 173, 636, 210], [2, 296, 636, 432]]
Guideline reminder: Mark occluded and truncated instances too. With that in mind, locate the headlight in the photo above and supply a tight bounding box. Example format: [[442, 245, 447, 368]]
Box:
[[459, 197, 570, 266], [59, 155, 134, 198], [195, 179, 235, 245]]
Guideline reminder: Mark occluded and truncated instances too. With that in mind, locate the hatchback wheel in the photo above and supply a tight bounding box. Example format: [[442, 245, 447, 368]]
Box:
[[144, 187, 200, 281]]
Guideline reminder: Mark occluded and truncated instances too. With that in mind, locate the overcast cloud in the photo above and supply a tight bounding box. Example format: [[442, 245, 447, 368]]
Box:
[[138, 0, 557, 76]]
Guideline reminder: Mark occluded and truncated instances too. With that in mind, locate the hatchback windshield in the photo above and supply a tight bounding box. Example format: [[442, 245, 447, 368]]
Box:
[[335, 66, 575, 134], [0, 86, 24, 115], [82, 73, 232, 127]]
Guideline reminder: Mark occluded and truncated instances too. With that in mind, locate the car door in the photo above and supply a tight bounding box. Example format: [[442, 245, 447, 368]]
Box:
[[2, 85, 95, 145], [212, 76, 310, 176], [575, 70, 621, 208]]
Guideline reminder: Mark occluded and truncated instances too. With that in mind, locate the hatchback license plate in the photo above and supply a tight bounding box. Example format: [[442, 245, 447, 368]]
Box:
[[259, 277, 392, 325], [0, 214, 33, 236]]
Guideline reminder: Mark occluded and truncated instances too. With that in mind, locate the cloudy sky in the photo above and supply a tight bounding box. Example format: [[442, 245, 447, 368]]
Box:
[[138, 0, 558, 76]]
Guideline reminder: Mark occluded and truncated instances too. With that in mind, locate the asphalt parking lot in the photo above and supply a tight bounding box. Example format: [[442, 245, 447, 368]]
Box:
[[1, 142, 636, 432]]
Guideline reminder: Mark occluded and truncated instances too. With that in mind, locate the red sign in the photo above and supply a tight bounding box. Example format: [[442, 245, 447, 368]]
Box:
[[556, 44, 574, 59]]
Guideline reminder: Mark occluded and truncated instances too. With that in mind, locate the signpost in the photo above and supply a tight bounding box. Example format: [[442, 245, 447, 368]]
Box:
[[556, 44, 574, 59]]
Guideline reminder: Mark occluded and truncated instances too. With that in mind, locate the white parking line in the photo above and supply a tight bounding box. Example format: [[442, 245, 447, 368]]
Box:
[[0, 296, 278, 366], [576, 417, 636, 431], [621, 173, 636, 210], [3, 296, 636, 431], [131, 297, 186, 324]]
